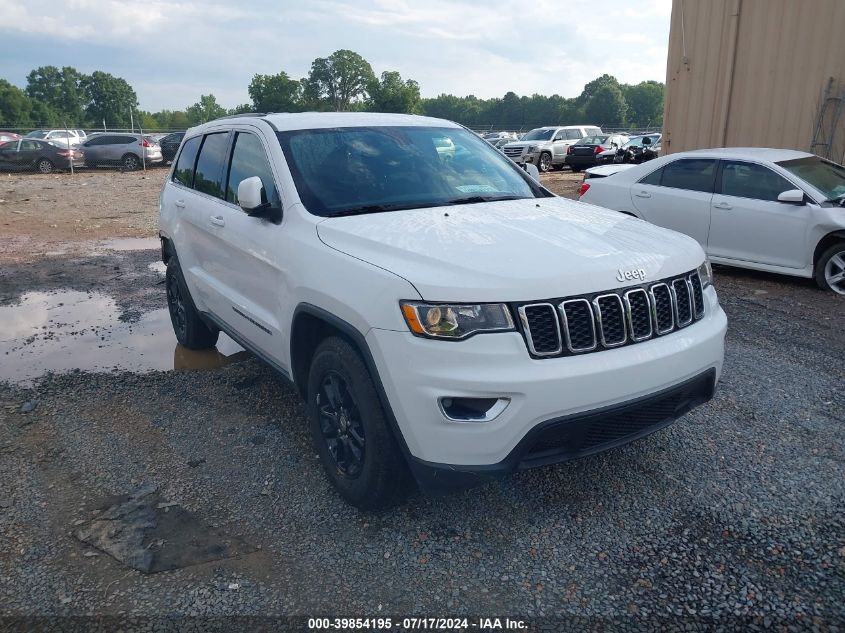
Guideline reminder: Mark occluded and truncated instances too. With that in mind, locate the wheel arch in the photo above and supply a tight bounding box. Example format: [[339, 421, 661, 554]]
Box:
[[290, 303, 416, 471], [813, 230, 845, 266]]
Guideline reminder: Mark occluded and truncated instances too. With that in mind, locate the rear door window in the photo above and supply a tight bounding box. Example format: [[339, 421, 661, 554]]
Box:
[[225, 132, 278, 205], [172, 135, 202, 187], [657, 159, 717, 193], [192, 132, 230, 199], [719, 160, 794, 202]]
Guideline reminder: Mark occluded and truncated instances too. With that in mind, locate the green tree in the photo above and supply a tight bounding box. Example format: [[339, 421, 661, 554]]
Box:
[[367, 71, 420, 113], [0, 79, 34, 126], [584, 84, 628, 127], [248, 71, 302, 112], [84, 71, 139, 128], [25, 65, 87, 125], [186, 94, 227, 124], [304, 49, 374, 111], [228, 103, 254, 115], [623, 80, 664, 127]]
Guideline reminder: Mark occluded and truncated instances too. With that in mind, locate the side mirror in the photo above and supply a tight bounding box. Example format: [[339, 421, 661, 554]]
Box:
[[777, 189, 805, 204], [237, 176, 265, 211], [524, 163, 541, 181], [238, 176, 282, 222]]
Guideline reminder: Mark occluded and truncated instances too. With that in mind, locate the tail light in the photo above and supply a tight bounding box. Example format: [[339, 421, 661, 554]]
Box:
[[566, 145, 573, 155], [594, 146, 604, 154], [142, 138, 151, 147], [579, 182, 591, 197], [57, 150, 73, 157]]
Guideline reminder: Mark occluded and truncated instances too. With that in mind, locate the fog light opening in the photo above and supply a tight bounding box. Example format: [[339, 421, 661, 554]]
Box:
[[438, 397, 510, 422]]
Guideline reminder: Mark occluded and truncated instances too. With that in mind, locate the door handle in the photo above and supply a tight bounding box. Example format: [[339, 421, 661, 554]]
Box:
[[209, 215, 226, 227], [713, 201, 733, 210], [634, 191, 651, 198], [174, 199, 185, 209]]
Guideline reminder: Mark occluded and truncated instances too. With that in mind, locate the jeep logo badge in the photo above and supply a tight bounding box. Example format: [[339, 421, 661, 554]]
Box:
[[616, 268, 647, 283]]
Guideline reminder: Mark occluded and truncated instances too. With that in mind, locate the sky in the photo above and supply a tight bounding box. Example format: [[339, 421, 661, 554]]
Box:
[[0, 0, 672, 112]]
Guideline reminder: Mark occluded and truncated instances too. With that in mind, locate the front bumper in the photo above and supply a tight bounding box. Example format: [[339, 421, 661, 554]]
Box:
[[366, 288, 726, 487]]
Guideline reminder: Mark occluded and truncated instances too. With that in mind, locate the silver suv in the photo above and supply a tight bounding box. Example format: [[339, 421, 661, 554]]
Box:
[[502, 125, 602, 172], [80, 133, 163, 170]]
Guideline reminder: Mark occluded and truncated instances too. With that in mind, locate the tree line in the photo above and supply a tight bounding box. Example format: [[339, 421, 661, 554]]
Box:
[[0, 50, 663, 131]]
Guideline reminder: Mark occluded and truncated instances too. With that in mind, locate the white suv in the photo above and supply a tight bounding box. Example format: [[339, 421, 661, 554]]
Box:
[[502, 125, 603, 172], [159, 113, 727, 509]]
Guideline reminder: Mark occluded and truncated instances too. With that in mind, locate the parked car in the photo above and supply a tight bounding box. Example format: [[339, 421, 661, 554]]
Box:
[[611, 133, 662, 164], [0, 138, 84, 173], [598, 133, 662, 165], [24, 129, 85, 148], [159, 132, 185, 163], [565, 134, 629, 172], [501, 125, 603, 172], [483, 131, 518, 142], [579, 148, 845, 294], [159, 112, 726, 508], [0, 132, 21, 143], [80, 133, 163, 170], [486, 137, 513, 150]]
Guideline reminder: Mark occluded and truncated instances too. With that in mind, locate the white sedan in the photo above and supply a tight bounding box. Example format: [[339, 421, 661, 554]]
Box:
[[579, 148, 845, 294]]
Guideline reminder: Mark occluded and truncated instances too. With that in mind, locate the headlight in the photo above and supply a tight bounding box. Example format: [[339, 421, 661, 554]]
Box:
[[400, 302, 515, 339], [697, 259, 713, 288], [526, 145, 538, 153]]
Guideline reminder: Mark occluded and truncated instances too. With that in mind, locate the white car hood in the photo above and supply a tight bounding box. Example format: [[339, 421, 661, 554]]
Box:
[[316, 197, 704, 302]]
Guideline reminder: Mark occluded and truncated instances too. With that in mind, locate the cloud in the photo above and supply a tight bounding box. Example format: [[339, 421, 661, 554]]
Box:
[[0, 0, 672, 111]]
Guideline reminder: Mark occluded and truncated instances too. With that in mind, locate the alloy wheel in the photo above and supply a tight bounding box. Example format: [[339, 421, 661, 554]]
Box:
[[538, 153, 551, 172], [316, 371, 365, 478], [124, 155, 139, 170], [38, 159, 53, 174], [824, 249, 845, 295]]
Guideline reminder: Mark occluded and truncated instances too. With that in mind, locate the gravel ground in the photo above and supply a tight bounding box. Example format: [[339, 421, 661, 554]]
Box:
[[0, 170, 843, 631]]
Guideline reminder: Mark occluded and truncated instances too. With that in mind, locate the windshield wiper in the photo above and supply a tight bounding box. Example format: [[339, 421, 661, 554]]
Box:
[[328, 204, 412, 217], [826, 193, 845, 205], [443, 195, 524, 206]]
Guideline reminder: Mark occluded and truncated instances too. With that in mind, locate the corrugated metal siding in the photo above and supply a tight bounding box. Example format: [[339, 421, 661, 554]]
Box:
[[664, 0, 845, 162]]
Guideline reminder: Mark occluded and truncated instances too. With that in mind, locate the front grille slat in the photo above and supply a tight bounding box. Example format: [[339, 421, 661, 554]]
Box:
[[519, 269, 705, 359]]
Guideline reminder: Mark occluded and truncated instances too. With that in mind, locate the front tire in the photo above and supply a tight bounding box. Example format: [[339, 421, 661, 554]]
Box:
[[307, 337, 410, 510], [815, 242, 845, 295], [538, 152, 552, 173], [165, 256, 219, 349]]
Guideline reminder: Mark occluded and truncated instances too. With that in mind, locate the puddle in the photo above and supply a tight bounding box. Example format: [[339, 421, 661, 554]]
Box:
[[0, 290, 248, 384], [98, 237, 160, 251]]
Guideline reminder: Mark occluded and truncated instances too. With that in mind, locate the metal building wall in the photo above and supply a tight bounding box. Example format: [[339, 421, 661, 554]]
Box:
[[663, 0, 845, 162]]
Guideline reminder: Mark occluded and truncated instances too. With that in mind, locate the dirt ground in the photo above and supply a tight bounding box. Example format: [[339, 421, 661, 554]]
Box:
[[0, 168, 842, 627]]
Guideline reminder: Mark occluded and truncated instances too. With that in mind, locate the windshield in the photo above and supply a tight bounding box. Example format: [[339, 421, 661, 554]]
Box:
[[623, 135, 659, 149], [25, 131, 47, 139], [776, 156, 845, 200], [521, 128, 556, 141], [276, 126, 543, 217]]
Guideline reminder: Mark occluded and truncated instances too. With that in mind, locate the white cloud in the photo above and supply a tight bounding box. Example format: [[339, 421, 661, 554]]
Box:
[[0, 0, 672, 111]]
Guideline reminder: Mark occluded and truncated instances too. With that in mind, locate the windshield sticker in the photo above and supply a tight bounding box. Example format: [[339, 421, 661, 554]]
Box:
[[455, 184, 498, 193]]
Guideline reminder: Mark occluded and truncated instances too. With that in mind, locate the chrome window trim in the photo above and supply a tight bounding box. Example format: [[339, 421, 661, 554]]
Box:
[[518, 303, 562, 356], [558, 298, 598, 353]]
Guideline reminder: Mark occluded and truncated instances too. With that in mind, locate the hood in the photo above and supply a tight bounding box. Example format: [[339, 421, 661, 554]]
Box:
[[503, 140, 551, 149], [316, 198, 704, 302]]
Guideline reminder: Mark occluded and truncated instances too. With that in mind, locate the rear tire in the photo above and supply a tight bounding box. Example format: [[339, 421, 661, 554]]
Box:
[[307, 337, 411, 510], [37, 158, 54, 174], [814, 242, 845, 295], [122, 153, 140, 171], [165, 256, 219, 349]]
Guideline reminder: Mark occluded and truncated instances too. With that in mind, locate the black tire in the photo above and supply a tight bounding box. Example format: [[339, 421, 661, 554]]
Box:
[[37, 158, 54, 174], [538, 152, 552, 173], [121, 153, 140, 171], [307, 337, 410, 510], [165, 256, 219, 349], [814, 241, 845, 295]]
